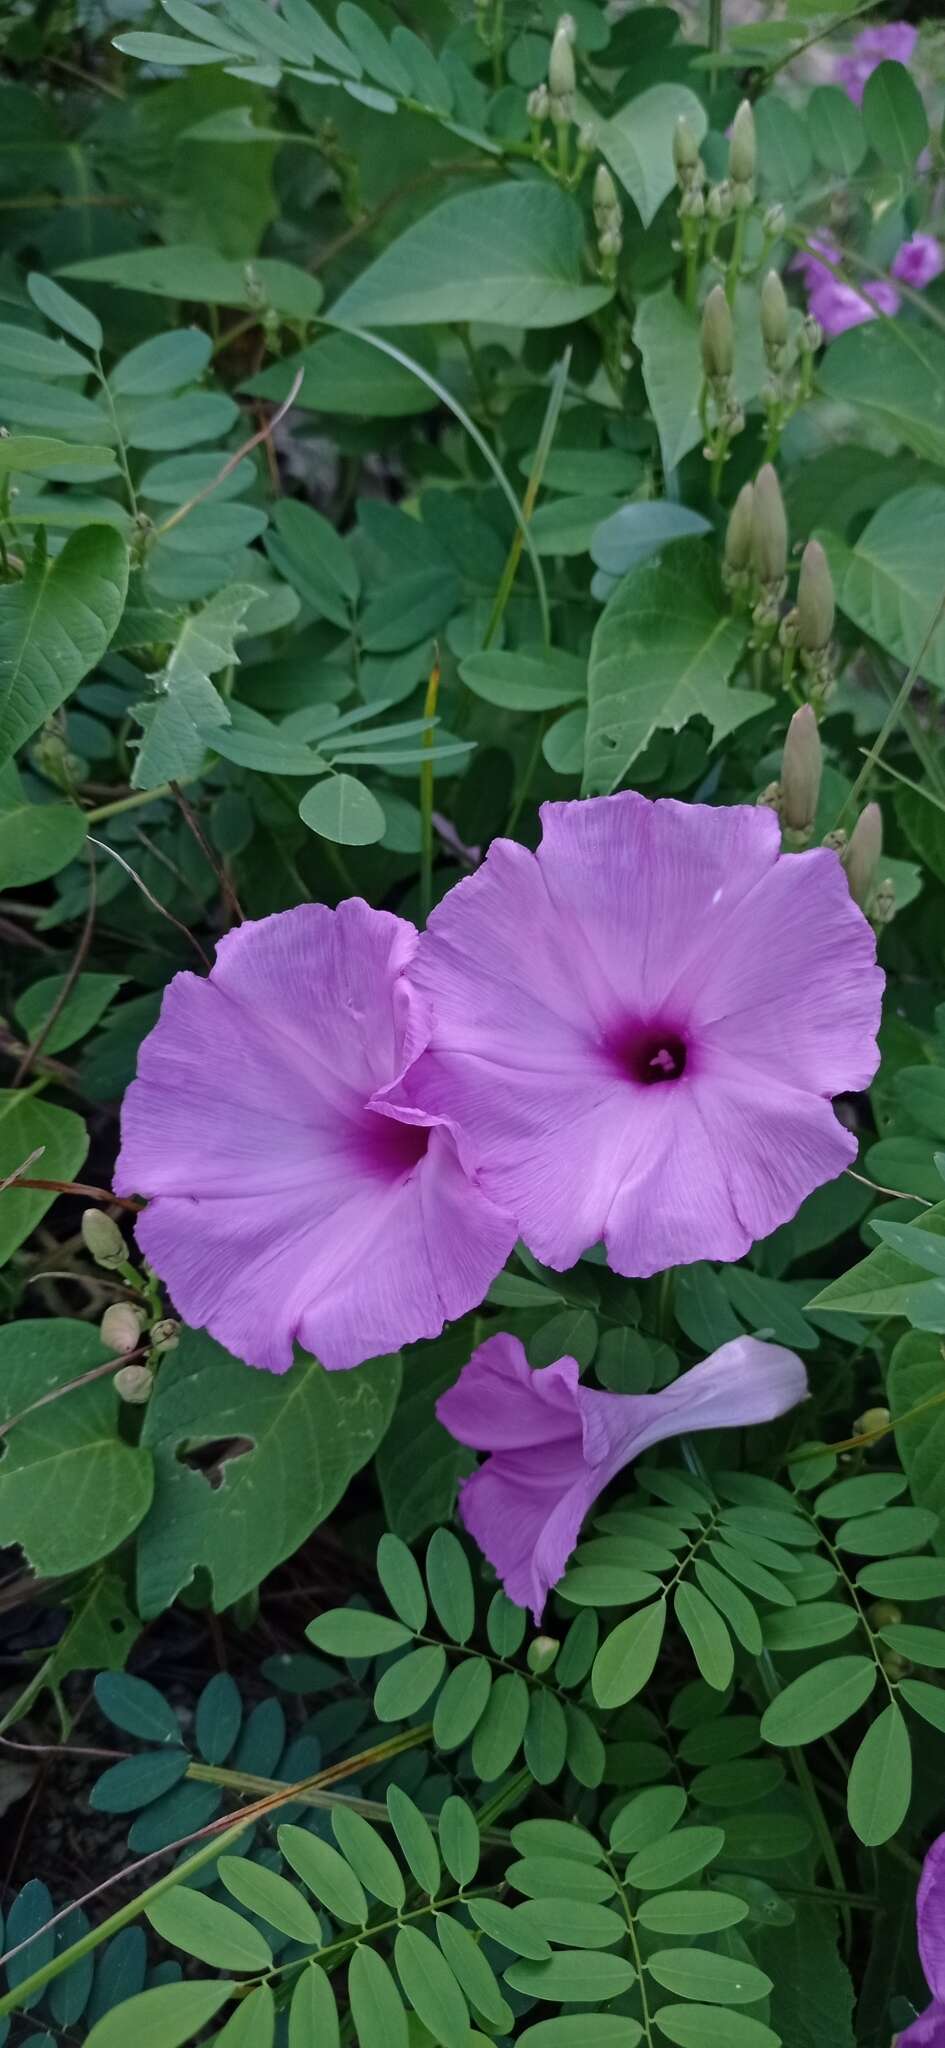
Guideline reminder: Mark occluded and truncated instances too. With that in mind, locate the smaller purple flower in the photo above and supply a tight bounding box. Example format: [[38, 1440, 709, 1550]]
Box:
[[437, 1333, 808, 1621], [893, 234, 945, 290], [792, 234, 842, 288], [899, 1834, 945, 2044], [836, 21, 918, 103], [809, 275, 901, 338]]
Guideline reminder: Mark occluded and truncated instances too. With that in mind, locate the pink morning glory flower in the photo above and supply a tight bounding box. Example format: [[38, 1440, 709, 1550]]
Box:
[[892, 233, 945, 290], [836, 21, 917, 103], [115, 900, 515, 1374], [407, 794, 882, 1279], [898, 1834, 945, 2044], [437, 1332, 808, 1620], [809, 274, 901, 336]]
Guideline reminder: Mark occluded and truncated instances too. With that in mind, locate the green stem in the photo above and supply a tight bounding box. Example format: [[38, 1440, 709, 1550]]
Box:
[[0, 1817, 252, 2018], [604, 1853, 655, 2048], [724, 210, 746, 307], [94, 353, 137, 517], [84, 783, 190, 824]]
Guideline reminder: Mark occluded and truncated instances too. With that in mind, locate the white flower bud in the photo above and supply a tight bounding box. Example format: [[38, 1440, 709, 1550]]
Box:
[[751, 464, 788, 587], [780, 705, 822, 834], [729, 99, 756, 186], [701, 284, 734, 381], [151, 1318, 180, 1352], [549, 23, 576, 101], [82, 1208, 126, 1271], [796, 540, 835, 653], [114, 1363, 154, 1405], [843, 801, 882, 910], [101, 1303, 143, 1355]]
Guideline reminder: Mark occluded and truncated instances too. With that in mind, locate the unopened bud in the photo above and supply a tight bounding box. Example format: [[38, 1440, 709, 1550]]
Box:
[[732, 179, 754, 214], [843, 802, 882, 911], [729, 99, 756, 186], [527, 83, 549, 121], [701, 284, 734, 381], [761, 269, 789, 353], [880, 1649, 910, 1681], [724, 482, 755, 574], [556, 11, 577, 40], [854, 1404, 891, 1436], [101, 1303, 143, 1355], [751, 464, 788, 587], [763, 203, 787, 240], [707, 180, 733, 221], [594, 162, 618, 220], [527, 1635, 560, 1675], [679, 187, 705, 221], [151, 1317, 180, 1352], [673, 115, 700, 176], [82, 1207, 126, 1271], [869, 1601, 902, 1629], [549, 23, 576, 101], [781, 705, 822, 834], [796, 540, 835, 654], [577, 121, 594, 154], [598, 225, 622, 257], [802, 312, 823, 353], [822, 827, 847, 855], [114, 1363, 154, 1405]]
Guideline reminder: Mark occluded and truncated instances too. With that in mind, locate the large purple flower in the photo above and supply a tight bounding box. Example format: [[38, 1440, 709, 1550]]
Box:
[[437, 1333, 808, 1620], [115, 901, 515, 1373], [836, 21, 918, 103], [407, 795, 882, 1277], [809, 274, 901, 338], [899, 1835, 945, 2044]]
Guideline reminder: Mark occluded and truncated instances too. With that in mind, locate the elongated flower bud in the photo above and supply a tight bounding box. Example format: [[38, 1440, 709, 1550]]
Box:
[[101, 1303, 142, 1355], [761, 269, 789, 352], [527, 83, 549, 121], [673, 115, 700, 176], [843, 801, 882, 910], [707, 180, 733, 222], [701, 284, 734, 381], [549, 22, 576, 101], [114, 1363, 154, 1405], [752, 464, 788, 586], [797, 540, 835, 653], [729, 99, 756, 185], [594, 162, 618, 219], [780, 705, 822, 834], [82, 1207, 126, 1271], [725, 482, 755, 574]]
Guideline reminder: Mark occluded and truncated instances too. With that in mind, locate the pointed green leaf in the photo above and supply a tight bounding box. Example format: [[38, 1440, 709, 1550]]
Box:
[[760, 1657, 876, 1746]]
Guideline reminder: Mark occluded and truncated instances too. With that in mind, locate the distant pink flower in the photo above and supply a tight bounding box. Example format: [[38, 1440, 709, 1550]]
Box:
[[407, 795, 883, 1279], [809, 274, 901, 336], [115, 901, 515, 1373], [836, 21, 917, 103], [899, 1833, 945, 2044], [438, 1332, 808, 1619], [892, 233, 944, 290], [792, 234, 842, 287]]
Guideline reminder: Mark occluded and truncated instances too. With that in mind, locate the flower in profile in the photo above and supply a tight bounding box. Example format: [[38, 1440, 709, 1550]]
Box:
[[437, 1333, 808, 1620], [898, 1833, 945, 2043], [115, 901, 515, 1374], [809, 274, 900, 338], [408, 795, 883, 1279], [892, 233, 944, 290], [836, 21, 917, 103]]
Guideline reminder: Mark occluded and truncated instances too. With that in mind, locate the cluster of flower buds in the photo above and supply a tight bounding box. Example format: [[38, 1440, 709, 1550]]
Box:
[[593, 162, 623, 276], [33, 729, 86, 794]]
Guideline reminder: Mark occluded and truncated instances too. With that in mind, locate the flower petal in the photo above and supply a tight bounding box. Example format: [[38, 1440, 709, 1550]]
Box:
[[138, 1128, 514, 1374], [919, 1836, 945, 2005], [897, 2002, 945, 2047], [582, 1336, 809, 1483], [603, 1065, 857, 1275], [684, 846, 882, 1095]]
